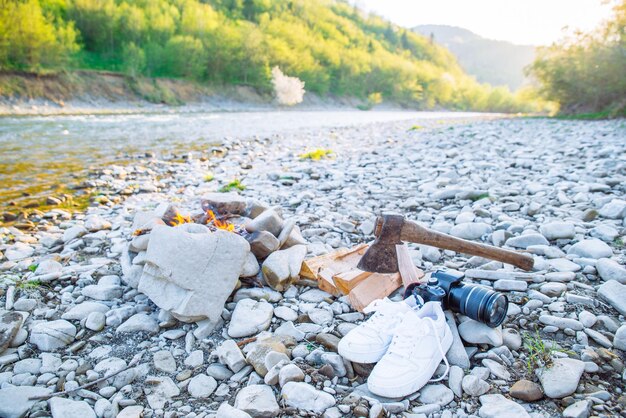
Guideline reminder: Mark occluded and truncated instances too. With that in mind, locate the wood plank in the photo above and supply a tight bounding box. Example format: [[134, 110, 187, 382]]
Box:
[[317, 268, 341, 296], [395, 244, 425, 288], [347, 272, 402, 312], [332, 269, 373, 295], [299, 243, 368, 280]]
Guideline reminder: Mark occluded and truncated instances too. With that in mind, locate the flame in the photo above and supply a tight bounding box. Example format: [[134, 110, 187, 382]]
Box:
[[168, 212, 192, 227], [206, 209, 235, 232]]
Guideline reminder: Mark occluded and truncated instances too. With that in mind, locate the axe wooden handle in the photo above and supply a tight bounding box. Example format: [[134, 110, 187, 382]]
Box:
[[400, 221, 534, 271]]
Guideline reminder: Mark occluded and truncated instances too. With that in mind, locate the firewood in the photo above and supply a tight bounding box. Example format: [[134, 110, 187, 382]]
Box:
[[395, 244, 425, 287], [299, 243, 368, 279], [347, 272, 402, 312], [332, 269, 373, 295], [317, 268, 341, 296]]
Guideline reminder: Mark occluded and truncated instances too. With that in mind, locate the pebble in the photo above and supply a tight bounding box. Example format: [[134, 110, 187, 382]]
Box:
[[228, 298, 274, 338], [537, 358, 585, 398], [188, 374, 217, 398], [234, 384, 280, 417], [281, 381, 336, 413], [510, 379, 543, 401], [596, 258, 626, 284], [418, 384, 454, 406], [478, 394, 530, 418], [458, 320, 503, 346], [567, 239, 613, 259]]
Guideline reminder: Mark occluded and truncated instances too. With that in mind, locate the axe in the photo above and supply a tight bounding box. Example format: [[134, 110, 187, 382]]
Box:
[[357, 214, 534, 273]]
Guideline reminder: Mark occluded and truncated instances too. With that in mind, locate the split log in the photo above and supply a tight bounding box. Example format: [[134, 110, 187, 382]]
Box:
[[347, 272, 402, 312], [332, 269, 372, 295], [299, 243, 368, 279], [299, 243, 368, 294]]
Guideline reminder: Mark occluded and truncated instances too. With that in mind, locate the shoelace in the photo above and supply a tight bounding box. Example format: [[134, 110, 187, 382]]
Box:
[[387, 317, 450, 383], [360, 299, 404, 338]]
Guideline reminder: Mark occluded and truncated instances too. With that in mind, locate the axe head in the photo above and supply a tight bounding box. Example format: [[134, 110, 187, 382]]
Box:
[[357, 214, 405, 273]]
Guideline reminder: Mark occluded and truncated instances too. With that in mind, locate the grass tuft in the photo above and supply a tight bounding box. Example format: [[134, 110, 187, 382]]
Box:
[[219, 179, 245, 192], [408, 125, 423, 131], [299, 149, 333, 161], [471, 192, 491, 202], [203, 172, 215, 182]]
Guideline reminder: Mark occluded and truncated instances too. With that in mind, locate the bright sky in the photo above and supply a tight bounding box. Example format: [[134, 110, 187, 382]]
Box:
[[354, 0, 614, 45]]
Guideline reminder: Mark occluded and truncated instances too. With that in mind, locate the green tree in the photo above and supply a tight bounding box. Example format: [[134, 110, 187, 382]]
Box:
[[122, 42, 145, 77], [0, 0, 78, 70]]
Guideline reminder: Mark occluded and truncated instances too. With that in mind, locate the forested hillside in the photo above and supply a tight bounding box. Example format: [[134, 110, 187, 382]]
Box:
[[529, 0, 626, 117], [0, 0, 536, 111], [414, 25, 535, 90]]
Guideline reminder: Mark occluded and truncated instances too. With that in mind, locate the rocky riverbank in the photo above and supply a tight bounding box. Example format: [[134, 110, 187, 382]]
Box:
[[0, 116, 625, 418]]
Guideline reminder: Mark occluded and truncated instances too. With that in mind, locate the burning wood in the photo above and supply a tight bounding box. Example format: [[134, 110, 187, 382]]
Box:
[[160, 204, 243, 234]]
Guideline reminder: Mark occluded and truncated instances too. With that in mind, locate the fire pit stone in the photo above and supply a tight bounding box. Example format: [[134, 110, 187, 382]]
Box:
[[139, 223, 250, 322], [262, 244, 308, 291]]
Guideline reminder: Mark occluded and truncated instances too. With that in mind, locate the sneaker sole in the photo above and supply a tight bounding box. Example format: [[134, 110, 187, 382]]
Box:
[[367, 329, 454, 398], [338, 344, 389, 364]]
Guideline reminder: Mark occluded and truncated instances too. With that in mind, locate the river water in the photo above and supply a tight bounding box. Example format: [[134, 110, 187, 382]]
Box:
[[0, 110, 488, 211]]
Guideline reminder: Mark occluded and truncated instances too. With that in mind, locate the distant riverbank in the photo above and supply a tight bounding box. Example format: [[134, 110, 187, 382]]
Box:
[[0, 71, 405, 117]]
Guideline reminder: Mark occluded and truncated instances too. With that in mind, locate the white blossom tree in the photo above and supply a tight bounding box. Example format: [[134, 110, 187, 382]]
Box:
[[271, 66, 305, 106]]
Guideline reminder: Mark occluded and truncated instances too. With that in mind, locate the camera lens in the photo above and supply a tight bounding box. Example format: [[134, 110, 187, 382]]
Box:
[[447, 282, 508, 327]]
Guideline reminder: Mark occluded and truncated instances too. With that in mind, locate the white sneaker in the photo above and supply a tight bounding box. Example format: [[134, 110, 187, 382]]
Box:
[[367, 302, 453, 398], [338, 298, 415, 363]]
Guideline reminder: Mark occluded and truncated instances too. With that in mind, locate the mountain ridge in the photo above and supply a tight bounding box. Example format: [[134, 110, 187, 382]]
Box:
[[414, 24, 536, 90]]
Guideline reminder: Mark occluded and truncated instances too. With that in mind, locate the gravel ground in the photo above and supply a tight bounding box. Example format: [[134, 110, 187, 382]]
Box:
[[0, 116, 625, 418]]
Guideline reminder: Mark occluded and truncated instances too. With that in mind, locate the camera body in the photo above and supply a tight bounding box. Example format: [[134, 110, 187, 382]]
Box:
[[405, 270, 508, 328]]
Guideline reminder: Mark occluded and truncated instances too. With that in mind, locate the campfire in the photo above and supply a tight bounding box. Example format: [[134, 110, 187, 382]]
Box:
[[159, 204, 243, 234], [121, 193, 308, 323]]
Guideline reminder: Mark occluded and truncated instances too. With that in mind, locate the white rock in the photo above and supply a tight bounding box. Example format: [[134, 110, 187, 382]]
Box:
[[228, 299, 273, 338], [30, 319, 76, 351], [505, 234, 549, 249], [493, 279, 527, 292], [567, 239, 612, 259], [241, 251, 260, 278], [84, 215, 112, 232], [82, 284, 123, 301], [234, 384, 280, 417], [261, 245, 307, 291], [462, 375, 490, 397], [537, 358, 585, 398], [599, 199, 626, 219], [478, 394, 530, 418], [597, 280, 626, 316], [278, 364, 305, 387], [458, 320, 503, 346], [0, 386, 52, 418], [49, 397, 96, 418], [578, 310, 596, 328], [188, 374, 217, 398], [539, 315, 583, 331], [117, 405, 145, 418], [539, 221, 575, 240], [281, 382, 336, 413], [145, 376, 180, 410], [34, 259, 62, 276], [596, 258, 626, 284], [184, 350, 204, 368], [273, 306, 298, 321], [153, 350, 176, 373], [4, 242, 34, 261], [419, 384, 454, 406], [116, 313, 159, 334], [217, 339, 247, 372], [63, 225, 88, 243], [61, 301, 109, 321], [562, 400, 589, 418], [139, 224, 249, 322], [482, 358, 511, 380], [217, 403, 252, 418], [449, 223, 492, 240], [614, 325, 626, 351], [448, 365, 463, 398]]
